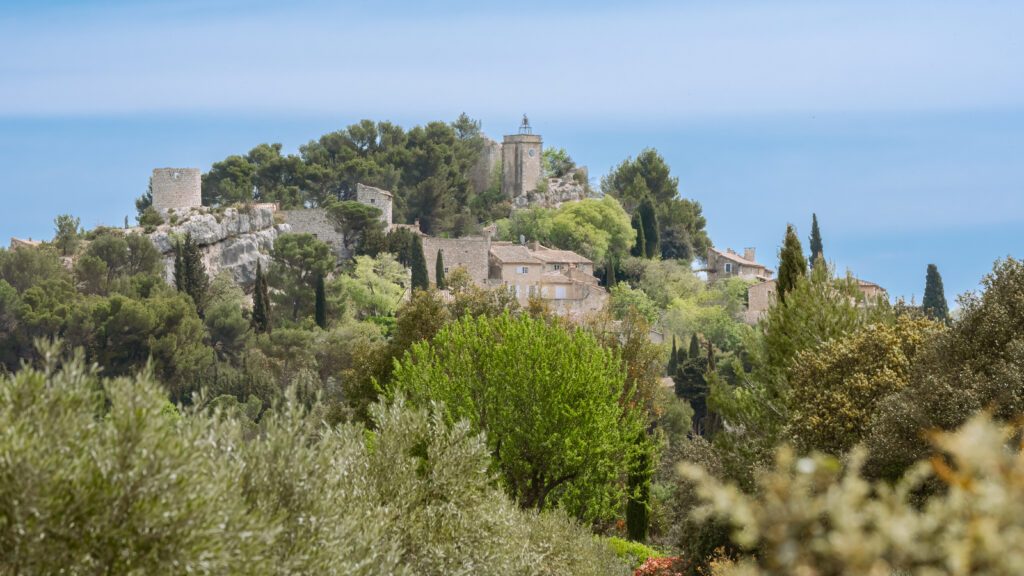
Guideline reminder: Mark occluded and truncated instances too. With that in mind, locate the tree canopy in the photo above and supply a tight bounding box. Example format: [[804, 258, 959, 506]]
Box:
[[389, 313, 645, 522]]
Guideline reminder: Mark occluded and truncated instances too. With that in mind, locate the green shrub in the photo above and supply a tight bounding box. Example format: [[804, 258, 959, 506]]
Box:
[[0, 342, 630, 576], [606, 536, 663, 568]]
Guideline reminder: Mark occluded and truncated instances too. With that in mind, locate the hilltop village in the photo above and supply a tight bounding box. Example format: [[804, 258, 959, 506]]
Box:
[[7, 114, 978, 576], [12, 117, 884, 329]]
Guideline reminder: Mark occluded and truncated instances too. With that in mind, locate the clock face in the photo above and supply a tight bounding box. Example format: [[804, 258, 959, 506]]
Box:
[[528, 148, 536, 157]]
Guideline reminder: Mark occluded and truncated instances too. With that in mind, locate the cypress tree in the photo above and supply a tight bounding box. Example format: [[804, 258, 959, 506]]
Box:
[[252, 260, 271, 334], [638, 197, 659, 259], [173, 243, 185, 295], [809, 213, 824, 263], [922, 263, 949, 322], [688, 333, 700, 359], [435, 249, 446, 290], [314, 273, 327, 329], [633, 212, 648, 258], [777, 224, 807, 304], [625, 431, 652, 542], [606, 256, 617, 287], [667, 335, 678, 375], [410, 234, 429, 291], [175, 233, 208, 316]]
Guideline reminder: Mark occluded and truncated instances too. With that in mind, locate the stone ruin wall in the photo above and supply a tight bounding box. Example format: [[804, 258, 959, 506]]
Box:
[[279, 208, 348, 260], [469, 138, 502, 196], [151, 168, 202, 213], [422, 235, 491, 286], [356, 183, 393, 228]]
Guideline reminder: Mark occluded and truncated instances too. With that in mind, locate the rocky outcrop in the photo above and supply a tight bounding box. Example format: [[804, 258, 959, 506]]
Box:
[[146, 206, 289, 287], [513, 167, 593, 209]]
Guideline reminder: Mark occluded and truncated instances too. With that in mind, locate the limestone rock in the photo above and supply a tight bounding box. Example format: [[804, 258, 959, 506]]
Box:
[[145, 206, 288, 288], [512, 168, 594, 210]]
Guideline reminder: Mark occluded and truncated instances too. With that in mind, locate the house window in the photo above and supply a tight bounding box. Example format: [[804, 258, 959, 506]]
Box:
[[555, 286, 567, 299], [552, 263, 563, 271], [518, 266, 529, 274], [369, 198, 376, 204], [724, 263, 733, 273]]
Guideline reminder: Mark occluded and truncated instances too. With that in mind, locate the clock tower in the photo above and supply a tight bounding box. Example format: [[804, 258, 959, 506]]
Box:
[[501, 115, 543, 199]]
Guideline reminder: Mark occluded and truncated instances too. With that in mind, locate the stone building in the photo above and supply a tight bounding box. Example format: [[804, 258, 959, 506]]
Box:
[[356, 183, 393, 229], [9, 237, 41, 250], [151, 168, 202, 213], [706, 247, 773, 283], [488, 241, 606, 315], [502, 116, 543, 199], [422, 235, 492, 286], [743, 277, 888, 325]]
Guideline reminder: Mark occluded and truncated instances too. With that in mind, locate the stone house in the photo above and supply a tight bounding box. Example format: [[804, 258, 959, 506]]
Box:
[[488, 241, 606, 315], [743, 277, 888, 325], [706, 247, 773, 283]]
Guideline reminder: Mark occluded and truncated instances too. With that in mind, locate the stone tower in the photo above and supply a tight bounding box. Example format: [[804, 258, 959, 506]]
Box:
[[151, 168, 202, 213], [356, 183, 394, 228], [502, 115, 543, 198]]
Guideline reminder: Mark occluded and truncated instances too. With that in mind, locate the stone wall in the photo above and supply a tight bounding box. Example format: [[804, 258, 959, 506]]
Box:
[[356, 183, 393, 228], [151, 168, 202, 213], [469, 138, 501, 196], [279, 208, 347, 260], [422, 235, 491, 286], [145, 205, 287, 287]]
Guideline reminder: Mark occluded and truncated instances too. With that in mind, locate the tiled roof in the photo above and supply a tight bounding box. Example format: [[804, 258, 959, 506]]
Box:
[[531, 246, 592, 265], [709, 247, 766, 269], [489, 242, 541, 264]]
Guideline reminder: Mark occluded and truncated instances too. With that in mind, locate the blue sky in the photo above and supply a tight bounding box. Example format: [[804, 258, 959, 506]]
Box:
[[1, 0, 1022, 303]]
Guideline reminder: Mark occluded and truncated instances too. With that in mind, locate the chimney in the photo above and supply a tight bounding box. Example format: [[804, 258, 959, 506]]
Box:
[[414, 218, 421, 232], [743, 247, 756, 262], [726, 248, 736, 255], [530, 240, 540, 251]]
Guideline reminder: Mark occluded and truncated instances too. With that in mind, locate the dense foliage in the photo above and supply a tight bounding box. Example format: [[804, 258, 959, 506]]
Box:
[[0, 346, 629, 575], [390, 313, 646, 523]]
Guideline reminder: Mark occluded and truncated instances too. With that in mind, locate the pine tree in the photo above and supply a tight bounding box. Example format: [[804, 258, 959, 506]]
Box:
[[688, 333, 700, 359], [435, 249, 446, 290], [638, 197, 659, 259], [625, 431, 652, 542], [314, 273, 327, 329], [809, 213, 824, 263], [922, 263, 949, 322], [251, 260, 271, 334], [633, 212, 648, 258], [410, 234, 429, 291], [777, 224, 807, 304]]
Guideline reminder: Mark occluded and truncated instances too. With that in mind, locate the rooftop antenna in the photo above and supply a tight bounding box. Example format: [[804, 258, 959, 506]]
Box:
[[519, 234, 526, 245]]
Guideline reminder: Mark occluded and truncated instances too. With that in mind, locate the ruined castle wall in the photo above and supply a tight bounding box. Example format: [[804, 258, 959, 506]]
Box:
[[422, 236, 491, 286], [279, 208, 348, 260], [151, 168, 202, 212], [469, 138, 502, 196], [356, 183, 393, 228]]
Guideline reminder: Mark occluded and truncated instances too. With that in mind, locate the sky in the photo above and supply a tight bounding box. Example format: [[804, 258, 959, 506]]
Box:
[[0, 0, 1022, 303]]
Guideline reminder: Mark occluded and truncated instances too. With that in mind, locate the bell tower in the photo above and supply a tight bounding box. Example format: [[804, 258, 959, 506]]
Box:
[[501, 115, 543, 199]]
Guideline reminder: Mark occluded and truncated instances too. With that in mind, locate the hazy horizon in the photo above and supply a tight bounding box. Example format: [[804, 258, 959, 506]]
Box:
[[2, 0, 1022, 303]]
